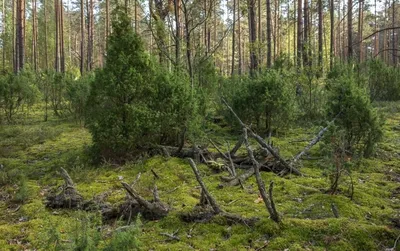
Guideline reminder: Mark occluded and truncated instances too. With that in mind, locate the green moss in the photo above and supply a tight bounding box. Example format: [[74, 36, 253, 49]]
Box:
[[0, 103, 400, 250]]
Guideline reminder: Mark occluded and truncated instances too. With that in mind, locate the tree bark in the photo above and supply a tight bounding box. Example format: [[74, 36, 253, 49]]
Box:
[[318, 0, 323, 70], [358, 0, 364, 63], [330, 0, 334, 69], [348, 0, 353, 59], [2, 0, 5, 72], [55, 0, 59, 71], [297, 0, 303, 67], [266, 0, 272, 67], [174, 0, 181, 67], [248, 0, 258, 76], [231, 0, 236, 75], [392, 0, 397, 65], [32, 0, 37, 71], [303, 0, 309, 66], [44, 0, 48, 69], [16, 0, 25, 72], [80, 0, 84, 74]]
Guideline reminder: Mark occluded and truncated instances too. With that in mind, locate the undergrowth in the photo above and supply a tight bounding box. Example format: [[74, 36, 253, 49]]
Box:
[[0, 104, 399, 250]]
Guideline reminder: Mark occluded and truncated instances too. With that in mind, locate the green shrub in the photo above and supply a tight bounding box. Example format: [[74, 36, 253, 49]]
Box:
[[0, 71, 40, 122], [65, 74, 92, 124], [222, 70, 296, 133], [362, 59, 400, 101], [86, 8, 198, 161], [326, 66, 383, 157]]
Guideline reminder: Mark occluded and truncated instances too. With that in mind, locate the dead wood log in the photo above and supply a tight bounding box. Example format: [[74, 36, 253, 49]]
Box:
[[331, 203, 339, 218], [292, 117, 337, 165], [188, 158, 221, 214], [229, 135, 244, 156], [45, 168, 84, 209], [184, 158, 258, 226], [121, 182, 169, 220], [158, 145, 211, 160], [226, 141, 237, 177], [222, 98, 301, 176], [226, 169, 255, 186], [244, 128, 281, 223]]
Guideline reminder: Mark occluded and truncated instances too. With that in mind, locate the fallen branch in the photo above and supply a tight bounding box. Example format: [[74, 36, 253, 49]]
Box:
[[185, 158, 258, 226], [244, 128, 280, 223], [45, 168, 83, 209], [222, 98, 301, 176], [160, 229, 180, 241], [292, 116, 338, 165], [188, 158, 221, 214], [121, 182, 169, 220]]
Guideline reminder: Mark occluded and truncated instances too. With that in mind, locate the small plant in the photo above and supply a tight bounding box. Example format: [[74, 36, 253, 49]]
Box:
[[104, 216, 142, 251], [13, 175, 30, 203], [321, 128, 354, 198], [70, 212, 101, 250]]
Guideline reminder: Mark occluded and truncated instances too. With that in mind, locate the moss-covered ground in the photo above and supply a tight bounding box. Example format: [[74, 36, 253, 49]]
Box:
[[0, 103, 399, 250]]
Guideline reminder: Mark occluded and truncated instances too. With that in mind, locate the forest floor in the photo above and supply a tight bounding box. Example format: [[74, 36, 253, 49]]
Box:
[[0, 103, 400, 250]]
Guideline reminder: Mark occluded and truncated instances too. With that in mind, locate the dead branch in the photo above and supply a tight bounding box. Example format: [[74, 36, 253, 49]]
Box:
[[331, 203, 339, 218], [222, 98, 301, 176], [188, 158, 221, 214], [186, 158, 258, 226], [291, 115, 338, 165], [209, 139, 229, 160], [121, 182, 169, 220], [160, 230, 180, 241], [226, 169, 255, 186], [45, 168, 83, 209], [229, 135, 244, 156], [243, 128, 280, 223], [151, 169, 160, 179], [60, 167, 75, 187], [226, 141, 237, 177]]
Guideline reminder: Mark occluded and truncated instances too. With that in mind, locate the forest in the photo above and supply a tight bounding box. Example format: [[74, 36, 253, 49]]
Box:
[[0, 0, 400, 250]]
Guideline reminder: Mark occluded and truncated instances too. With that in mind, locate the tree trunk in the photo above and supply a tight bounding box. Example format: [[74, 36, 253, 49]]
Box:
[[106, 0, 109, 42], [32, 0, 38, 71], [174, 0, 181, 67], [2, 0, 5, 72], [134, 0, 138, 33], [182, 1, 193, 87], [44, 0, 48, 69], [392, 0, 397, 65], [358, 0, 364, 63], [297, 0, 303, 67], [16, 0, 25, 72], [318, 0, 323, 70], [374, 0, 379, 56], [348, 0, 353, 59], [238, 1, 242, 75], [330, 0, 334, 69], [80, 0, 84, 74], [266, 0, 272, 67], [60, 0, 65, 72], [248, 0, 258, 76], [12, 0, 16, 73], [231, 0, 236, 75], [258, 0, 261, 66], [55, 0, 59, 72], [303, 0, 309, 66]]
